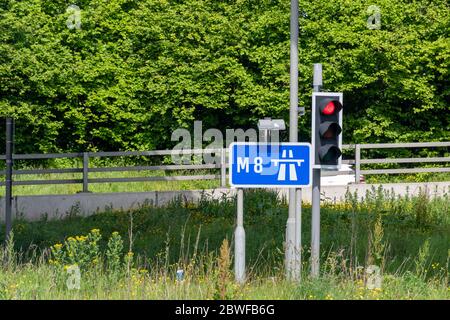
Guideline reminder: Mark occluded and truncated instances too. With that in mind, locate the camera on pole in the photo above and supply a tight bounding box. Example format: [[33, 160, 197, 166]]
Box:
[[312, 92, 343, 170]]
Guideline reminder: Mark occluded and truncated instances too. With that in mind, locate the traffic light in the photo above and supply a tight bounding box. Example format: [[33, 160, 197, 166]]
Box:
[[312, 92, 343, 169]]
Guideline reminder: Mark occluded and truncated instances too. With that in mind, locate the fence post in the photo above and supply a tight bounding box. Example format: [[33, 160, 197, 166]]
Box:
[[355, 144, 361, 184], [220, 148, 226, 188], [82, 152, 89, 192]]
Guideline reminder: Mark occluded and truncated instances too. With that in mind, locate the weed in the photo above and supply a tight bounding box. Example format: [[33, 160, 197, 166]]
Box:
[[213, 239, 235, 300]]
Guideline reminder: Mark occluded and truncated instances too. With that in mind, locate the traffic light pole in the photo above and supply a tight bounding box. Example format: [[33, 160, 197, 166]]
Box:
[[311, 64, 322, 278], [286, 0, 301, 281], [5, 117, 13, 242]]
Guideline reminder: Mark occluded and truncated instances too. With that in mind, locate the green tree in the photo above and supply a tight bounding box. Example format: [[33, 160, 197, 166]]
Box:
[[0, 0, 448, 154]]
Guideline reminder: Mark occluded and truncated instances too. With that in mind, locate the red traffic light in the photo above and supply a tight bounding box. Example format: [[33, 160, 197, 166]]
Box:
[[320, 100, 342, 115], [322, 102, 335, 115], [313, 92, 343, 167]]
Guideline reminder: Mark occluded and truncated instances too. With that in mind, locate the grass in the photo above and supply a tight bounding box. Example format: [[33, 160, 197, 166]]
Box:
[[0, 187, 449, 300], [1, 263, 447, 300], [365, 172, 450, 184]]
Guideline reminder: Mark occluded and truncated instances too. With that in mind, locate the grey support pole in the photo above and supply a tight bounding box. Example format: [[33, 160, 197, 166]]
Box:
[[294, 188, 302, 280], [311, 169, 321, 277], [311, 63, 322, 278], [235, 188, 245, 283], [313, 64, 323, 93], [5, 117, 13, 242], [286, 0, 300, 281]]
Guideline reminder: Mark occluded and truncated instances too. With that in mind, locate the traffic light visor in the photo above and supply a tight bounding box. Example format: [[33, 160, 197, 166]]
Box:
[[318, 145, 342, 162], [319, 122, 342, 139]]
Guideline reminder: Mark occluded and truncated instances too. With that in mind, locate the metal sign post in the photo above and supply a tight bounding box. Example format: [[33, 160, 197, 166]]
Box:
[[288, 0, 301, 281], [311, 64, 322, 277], [234, 188, 245, 283], [5, 117, 13, 242]]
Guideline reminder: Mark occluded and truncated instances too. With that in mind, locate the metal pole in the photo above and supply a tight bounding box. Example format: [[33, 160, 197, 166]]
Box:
[[5, 117, 13, 242], [293, 188, 302, 280], [235, 188, 245, 283], [311, 168, 321, 277], [286, 0, 300, 280], [289, 1, 299, 141], [313, 64, 323, 92], [311, 63, 322, 278]]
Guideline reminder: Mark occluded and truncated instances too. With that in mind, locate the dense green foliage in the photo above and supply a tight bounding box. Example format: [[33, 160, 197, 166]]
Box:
[[1, 0, 449, 153]]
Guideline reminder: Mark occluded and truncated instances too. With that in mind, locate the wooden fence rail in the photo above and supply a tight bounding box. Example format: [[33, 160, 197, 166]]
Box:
[[1, 142, 449, 191]]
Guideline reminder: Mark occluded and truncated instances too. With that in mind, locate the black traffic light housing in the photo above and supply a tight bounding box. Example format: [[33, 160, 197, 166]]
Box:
[[312, 92, 343, 169]]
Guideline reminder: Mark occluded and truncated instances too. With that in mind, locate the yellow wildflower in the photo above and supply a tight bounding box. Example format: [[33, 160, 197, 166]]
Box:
[[76, 235, 87, 242]]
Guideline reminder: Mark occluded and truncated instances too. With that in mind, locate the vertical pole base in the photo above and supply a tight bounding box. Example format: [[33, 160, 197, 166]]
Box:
[[311, 168, 321, 278], [285, 216, 296, 280], [234, 226, 246, 284], [293, 188, 302, 282]]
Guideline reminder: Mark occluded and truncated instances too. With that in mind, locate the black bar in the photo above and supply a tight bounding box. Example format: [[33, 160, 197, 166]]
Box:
[[0, 179, 83, 186], [12, 153, 82, 160], [88, 175, 219, 184], [88, 164, 220, 173], [88, 149, 222, 158], [12, 168, 83, 175], [5, 117, 13, 242]]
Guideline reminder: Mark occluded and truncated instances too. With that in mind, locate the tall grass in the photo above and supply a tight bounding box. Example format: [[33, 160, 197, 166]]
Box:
[[0, 188, 449, 299]]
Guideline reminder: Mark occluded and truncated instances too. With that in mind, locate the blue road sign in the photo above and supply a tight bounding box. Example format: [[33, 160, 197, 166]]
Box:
[[229, 142, 312, 188]]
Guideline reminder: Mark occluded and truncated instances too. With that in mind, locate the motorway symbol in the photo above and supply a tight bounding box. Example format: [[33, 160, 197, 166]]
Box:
[[229, 143, 312, 188]]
